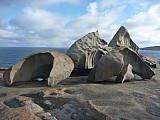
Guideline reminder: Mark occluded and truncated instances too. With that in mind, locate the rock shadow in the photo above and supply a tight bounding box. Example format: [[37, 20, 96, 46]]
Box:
[[8, 80, 48, 88]]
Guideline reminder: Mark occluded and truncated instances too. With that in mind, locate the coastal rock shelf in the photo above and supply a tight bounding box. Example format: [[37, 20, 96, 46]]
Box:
[[0, 70, 160, 120], [3, 26, 158, 86], [0, 26, 160, 120]]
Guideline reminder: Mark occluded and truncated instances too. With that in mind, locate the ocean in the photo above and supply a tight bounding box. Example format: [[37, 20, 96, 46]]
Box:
[[0, 47, 160, 68], [0, 47, 68, 68]]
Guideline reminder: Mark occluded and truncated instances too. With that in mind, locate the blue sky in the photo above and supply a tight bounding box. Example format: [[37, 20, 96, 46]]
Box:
[[0, 0, 160, 47]]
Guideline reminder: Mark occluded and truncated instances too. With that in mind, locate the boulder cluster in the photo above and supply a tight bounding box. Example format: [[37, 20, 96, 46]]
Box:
[[3, 26, 156, 86]]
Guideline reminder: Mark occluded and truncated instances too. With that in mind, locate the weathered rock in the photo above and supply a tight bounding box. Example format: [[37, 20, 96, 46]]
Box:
[[66, 30, 107, 69], [87, 50, 124, 82], [88, 47, 155, 83], [142, 56, 160, 68], [108, 26, 139, 52], [0, 68, 7, 77], [120, 48, 155, 79], [3, 50, 74, 87], [4, 96, 53, 120], [116, 64, 134, 83]]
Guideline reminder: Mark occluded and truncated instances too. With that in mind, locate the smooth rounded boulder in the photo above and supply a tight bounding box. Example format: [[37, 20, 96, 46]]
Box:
[[3, 50, 74, 87]]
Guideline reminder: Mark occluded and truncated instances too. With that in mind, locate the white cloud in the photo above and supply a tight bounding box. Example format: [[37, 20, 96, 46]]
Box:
[[3, 1, 123, 47], [10, 8, 66, 31], [0, 0, 160, 47], [87, 2, 97, 15], [123, 4, 160, 47]]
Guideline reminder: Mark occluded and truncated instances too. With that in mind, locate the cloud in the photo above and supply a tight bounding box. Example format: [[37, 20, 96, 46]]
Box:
[[87, 2, 97, 15], [8, 7, 75, 47], [0, 0, 160, 47], [3, 0, 124, 47], [123, 4, 160, 47], [10, 8, 66, 31]]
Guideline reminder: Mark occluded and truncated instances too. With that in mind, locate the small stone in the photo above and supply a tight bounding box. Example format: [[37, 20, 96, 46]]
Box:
[[133, 92, 145, 98], [71, 113, 79, 120], [146, 107, 160, 117], [0, 93, 6, 98], [64, 109, 72, 114]]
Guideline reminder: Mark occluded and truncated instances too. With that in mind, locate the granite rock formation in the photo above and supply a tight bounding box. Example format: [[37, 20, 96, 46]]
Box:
[[88, 47, 155, 83], [88, 49, 124, 82], [3, 51, 74, 87], [120, 48, 155, 79], [66, 30, 108, 69], [108, 26, 139, 52]]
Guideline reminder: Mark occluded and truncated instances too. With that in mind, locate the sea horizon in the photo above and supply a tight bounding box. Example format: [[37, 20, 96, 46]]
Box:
[[0, 47, 160, 68]]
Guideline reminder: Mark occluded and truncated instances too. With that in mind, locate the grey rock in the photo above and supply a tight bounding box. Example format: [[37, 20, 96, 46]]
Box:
[[142, 56, 160, 68], [108, 26, 139, 52], [120, 48, 155, 79], [88, 47, 155, 83], [66, 30, 107, 69], [116, 64, 134, 83], [87, 49, 124, 82], [3, 50, 74, 87]]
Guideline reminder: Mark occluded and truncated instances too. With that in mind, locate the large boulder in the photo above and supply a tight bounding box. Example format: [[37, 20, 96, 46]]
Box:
[[87, 49, 124, 82], [3, 50, 74, 87], [66, 30, 108, 69], [108, 26, 139, 52], [119, 48, 155, 79], [87, 47, 155, 83]]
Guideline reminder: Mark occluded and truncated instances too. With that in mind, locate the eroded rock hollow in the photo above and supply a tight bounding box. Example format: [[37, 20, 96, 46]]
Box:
[[3, 51, 74, 86], [108, 26, 139, 52], [67, 30, 107, 69]]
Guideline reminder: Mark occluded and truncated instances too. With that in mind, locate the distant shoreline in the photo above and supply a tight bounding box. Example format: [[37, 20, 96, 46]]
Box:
[[140, 46, 160, 51]]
